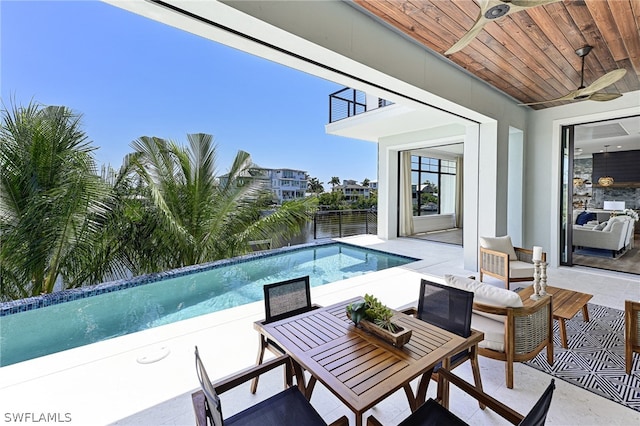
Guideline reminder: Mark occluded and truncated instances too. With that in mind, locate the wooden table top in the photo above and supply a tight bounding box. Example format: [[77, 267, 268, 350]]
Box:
[[256, 297, 483, 421], [519, 285, 593, 320]]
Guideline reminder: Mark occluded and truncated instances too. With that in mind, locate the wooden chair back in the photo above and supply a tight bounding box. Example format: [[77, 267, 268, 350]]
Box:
[[194, 346, 223, 426]]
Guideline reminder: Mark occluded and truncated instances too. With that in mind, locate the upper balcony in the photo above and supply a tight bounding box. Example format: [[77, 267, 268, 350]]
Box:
[[329, 87, 393, 123], [326, 87, 468, 143]]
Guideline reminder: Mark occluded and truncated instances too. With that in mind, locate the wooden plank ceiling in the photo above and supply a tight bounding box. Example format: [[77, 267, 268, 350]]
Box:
[[352, 0, 640, 110]]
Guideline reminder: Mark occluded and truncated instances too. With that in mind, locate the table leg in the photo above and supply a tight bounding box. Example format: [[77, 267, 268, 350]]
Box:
[[582, 304, 590, 322], [439, 359, 451, 409], [355, 413, 362, 426], [558, 318, 568, 349]]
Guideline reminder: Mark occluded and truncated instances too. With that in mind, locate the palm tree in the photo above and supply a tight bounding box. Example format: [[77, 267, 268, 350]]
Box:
[[0, 105, 316, 300], [307, 177, 324, 194], [361, 178, 370, 187], [117, 134, 314, 273], [0, 102, 112, 299], [329, 176, 341, 189]]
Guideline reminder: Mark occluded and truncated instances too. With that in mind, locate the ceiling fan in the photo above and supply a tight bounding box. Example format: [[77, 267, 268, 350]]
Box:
[[445, 0, 562, 55], [519, 45, 627, 106]]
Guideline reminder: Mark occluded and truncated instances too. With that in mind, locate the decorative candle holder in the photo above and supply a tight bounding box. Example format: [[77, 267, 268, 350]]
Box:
[[530, 260, 542, 300], [539, 262, 548, 296]]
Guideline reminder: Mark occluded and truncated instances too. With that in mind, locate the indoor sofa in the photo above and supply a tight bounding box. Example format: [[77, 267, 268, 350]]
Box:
[[573, 215, 632, 257]]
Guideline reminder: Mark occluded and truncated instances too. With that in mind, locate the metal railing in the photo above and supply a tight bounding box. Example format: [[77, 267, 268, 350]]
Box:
[[329, 87, 394, 123], [329, 87, 366, 123], [313, 209, 377, 239]]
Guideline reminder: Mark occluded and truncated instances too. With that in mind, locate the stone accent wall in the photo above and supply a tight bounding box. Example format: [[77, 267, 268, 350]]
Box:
[[574, 156, 639, 209], [593, 187, 640, 210]]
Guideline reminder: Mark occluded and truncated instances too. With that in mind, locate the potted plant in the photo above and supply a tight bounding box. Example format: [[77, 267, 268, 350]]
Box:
[[346, 294, 412, 347]]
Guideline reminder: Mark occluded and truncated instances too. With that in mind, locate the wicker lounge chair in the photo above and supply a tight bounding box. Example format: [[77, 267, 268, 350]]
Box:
[[479, 235, 546, 289], [474, 297, 553, 389], [625, 300, 640, 374], [441, 275, 554, 389]]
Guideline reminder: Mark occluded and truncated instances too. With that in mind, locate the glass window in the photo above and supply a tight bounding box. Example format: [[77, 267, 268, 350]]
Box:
[[410, 155, 457, 216]]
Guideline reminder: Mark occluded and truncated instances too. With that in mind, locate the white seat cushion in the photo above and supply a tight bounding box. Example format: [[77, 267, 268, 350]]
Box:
[[472, 314, 505, 352], [445, 274, 523, 323], [479, 235, 518, 260], [509, 260, 534, 279], [444, 275, 523, 308]]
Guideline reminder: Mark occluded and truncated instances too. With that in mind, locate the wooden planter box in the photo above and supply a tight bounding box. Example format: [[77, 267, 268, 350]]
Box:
[[357, 318, 412, 348]]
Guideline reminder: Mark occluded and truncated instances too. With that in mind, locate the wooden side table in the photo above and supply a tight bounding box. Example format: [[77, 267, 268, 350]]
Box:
[[519, 285, 593, 349]]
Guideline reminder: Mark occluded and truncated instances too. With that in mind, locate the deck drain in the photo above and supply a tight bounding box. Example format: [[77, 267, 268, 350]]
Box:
[[137, 346, 170, 364]]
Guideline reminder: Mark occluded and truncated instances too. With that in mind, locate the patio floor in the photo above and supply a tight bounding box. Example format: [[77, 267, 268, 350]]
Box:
[[1, 235, 638, 425]]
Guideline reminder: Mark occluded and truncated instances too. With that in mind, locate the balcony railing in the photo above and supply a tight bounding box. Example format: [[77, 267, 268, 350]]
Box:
[[329, 88, 393, 123], [313, 209, 377, 239]]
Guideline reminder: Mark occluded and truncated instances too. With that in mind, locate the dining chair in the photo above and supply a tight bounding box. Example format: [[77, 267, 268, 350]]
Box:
[[625, 300, 640, 374], [193, 346, 348, 426], [404, 279, 484, 409], [367, 369, 555, 426], [251, 275, 318, 393], [479, 235, 546, 289]]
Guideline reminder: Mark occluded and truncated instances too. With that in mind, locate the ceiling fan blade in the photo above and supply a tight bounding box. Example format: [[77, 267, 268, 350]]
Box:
[[587, 92, 623, 102], [518, 90, 579, 106], [510, 0, 562, 8], [444, 14, 490, 55], [579, 69, 627, 96], [444, 0, 561, 55]]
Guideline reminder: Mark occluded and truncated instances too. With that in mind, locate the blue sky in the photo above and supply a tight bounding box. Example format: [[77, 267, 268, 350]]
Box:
[[1, 0, 377, 188]]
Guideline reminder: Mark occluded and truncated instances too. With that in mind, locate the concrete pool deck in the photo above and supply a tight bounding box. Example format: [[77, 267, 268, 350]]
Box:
[[1, 235, 638, 425]]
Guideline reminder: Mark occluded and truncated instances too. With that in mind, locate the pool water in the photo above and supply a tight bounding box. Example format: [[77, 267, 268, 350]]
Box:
[[0, 243, 415, 366]]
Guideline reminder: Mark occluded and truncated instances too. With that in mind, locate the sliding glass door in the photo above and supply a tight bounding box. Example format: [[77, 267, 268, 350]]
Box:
[[560, 125, 575, 266]]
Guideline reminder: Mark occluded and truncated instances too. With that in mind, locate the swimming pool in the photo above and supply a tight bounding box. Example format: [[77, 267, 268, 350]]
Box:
[[0, 242, 416, 367]]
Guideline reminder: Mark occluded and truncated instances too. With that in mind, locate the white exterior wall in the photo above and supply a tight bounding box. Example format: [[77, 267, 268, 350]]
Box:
[[366, 93, 378, 111], [507, 128, 524, 248]]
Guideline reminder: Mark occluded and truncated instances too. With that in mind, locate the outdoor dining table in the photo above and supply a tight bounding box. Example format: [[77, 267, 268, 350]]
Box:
[[255, 297, 484, 426]]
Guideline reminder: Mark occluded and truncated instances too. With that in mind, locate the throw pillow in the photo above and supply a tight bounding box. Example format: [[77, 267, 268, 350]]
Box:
[[576, 211, 596, 225], [479, 235, 518, 260], [444, 275, 523, 308], [594, 221, 607, 231]]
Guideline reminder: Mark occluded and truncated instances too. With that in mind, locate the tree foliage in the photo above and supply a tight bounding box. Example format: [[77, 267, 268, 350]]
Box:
[[0, 102, 316, 301], [0, 102, 112, 299], [83, 134, 315, 276], [317, 191, 346, 210], [307, 176, 325, 194]]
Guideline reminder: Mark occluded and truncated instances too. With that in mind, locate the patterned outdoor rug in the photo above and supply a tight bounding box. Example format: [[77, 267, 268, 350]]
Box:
[[524, 303, 640, 412]]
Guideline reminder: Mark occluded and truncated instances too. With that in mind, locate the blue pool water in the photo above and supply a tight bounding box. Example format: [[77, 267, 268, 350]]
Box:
[[0, 242, 415, 367]]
